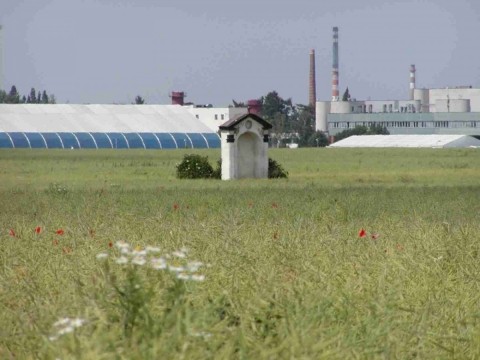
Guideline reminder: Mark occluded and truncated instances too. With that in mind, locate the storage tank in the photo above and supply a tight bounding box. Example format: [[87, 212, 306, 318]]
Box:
[[330, 101, 352, 114], [316, 101, 330, 132], [414, 88, 429, 113], [435, 99, 470, 113]]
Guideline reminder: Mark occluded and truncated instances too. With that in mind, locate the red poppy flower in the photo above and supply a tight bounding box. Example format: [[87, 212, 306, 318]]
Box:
[[56, 229, 64, 235], [108, 241, 113, 248], [9, 229, 16, 237], [358, 228, 367, 238], [35, 226, 42, 234], [173, 203, 179, 210]]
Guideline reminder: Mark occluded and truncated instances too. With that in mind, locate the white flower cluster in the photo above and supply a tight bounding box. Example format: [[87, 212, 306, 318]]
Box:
[[96, 242, 206, 282], [48, 317, 86, 341]]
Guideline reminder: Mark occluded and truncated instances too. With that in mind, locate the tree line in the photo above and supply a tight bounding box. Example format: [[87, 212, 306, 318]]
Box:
[[0, 85, 56, 104]]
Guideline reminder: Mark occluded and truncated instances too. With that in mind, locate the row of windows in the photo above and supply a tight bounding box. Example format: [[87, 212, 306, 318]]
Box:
[[195, 114, 226, 121], [352, 104, 417, 114], [330, 121, 480, 129], [0, 132, 221, 149]]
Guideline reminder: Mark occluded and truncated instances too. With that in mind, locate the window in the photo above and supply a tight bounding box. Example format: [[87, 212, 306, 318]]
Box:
[[221, 114, 224, 120], [214, 114, 218, 120]]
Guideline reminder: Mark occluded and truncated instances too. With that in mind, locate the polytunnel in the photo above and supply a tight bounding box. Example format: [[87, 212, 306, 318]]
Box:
[[0, 104, 221, 149]]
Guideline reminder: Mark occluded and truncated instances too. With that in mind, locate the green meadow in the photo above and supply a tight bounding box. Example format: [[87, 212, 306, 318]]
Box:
[[1, 148, 480, 359]]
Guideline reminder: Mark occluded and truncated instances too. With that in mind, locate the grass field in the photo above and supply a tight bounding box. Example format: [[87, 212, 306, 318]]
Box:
[[1, 148, 480, 359]]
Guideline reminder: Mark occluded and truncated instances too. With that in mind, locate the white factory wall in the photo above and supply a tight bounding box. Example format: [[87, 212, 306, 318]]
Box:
[[185, 106, 248, 132], [429, 88, 480, 112]]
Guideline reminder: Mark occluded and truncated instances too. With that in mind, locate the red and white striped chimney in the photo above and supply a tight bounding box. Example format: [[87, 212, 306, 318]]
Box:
[[409, 64, 416, 100], [309, 49, 316, 109], [332, 27, 339, 101]]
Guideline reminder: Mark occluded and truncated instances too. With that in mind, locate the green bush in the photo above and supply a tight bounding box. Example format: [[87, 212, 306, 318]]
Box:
[[176, 154, 215, 179], [268, 158, 288, 178], [176, 155, 288, 179]]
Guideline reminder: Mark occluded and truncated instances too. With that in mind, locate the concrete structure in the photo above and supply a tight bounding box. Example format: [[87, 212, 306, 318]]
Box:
[[0, 104, 221, 149], [184, 105, 247, 132], [331, 27, 339, 101], [315, 28, 480, 137], [329, 134, 480, 148], [219, 113, 272, 180], [0, 25, 3, 92], [309, 49, 316, 108]]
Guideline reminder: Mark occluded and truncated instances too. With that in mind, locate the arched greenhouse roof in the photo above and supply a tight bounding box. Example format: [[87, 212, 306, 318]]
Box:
[[0, 104, 220, 149]]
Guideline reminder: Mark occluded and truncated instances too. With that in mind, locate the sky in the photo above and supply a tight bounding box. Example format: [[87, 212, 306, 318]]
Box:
[[1, 0, 480, 106]]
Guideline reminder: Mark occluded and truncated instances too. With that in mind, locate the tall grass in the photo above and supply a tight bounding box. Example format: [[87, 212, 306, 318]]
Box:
[[1, 148, 480, 358]]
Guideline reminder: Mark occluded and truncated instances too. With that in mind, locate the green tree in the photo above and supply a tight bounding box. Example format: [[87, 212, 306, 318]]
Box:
[[28, 88, 37, 103], [342, 87, 351, 102], [0, 90, 6, 103], [41, 90, 49, 104], [6, 85, 20, 103], [134, 95, 145, 104]]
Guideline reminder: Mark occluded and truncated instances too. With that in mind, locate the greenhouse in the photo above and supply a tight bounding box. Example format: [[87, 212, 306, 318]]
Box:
[[0, 104, 221, 149]]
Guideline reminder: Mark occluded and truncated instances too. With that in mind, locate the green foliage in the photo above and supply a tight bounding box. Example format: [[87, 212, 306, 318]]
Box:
[[0, 85, 56, 104], [334, 124, 390, 142], [176, 153, 215, 179], [134, 95, 145, 104], [268, 157, 288, 178], [2, 150, 480, 358], [342, 87, 351, 101]]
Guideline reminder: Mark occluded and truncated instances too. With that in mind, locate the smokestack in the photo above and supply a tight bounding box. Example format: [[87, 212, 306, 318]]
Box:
[[0, 25, 3, 91], [309, 49, 316, 109], [409, 64, 416, 100], [332, 27, 339, 101], [247, 99, 262, 115], [170, 91, 185, 105]]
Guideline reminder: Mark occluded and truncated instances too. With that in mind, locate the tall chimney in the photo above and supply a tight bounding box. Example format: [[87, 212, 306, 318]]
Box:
[[171, 91, 185, 105], [332, 27, 339, 101], [409, 64, 416, 100], [309, 49, 316, 109], [0, 25, 3, 91], [247, 99, 262, 115]]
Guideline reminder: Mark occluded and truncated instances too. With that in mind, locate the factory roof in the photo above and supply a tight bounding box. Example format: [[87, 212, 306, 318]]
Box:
[[329, 135, 480, 148], [0, 104, 213, 133]]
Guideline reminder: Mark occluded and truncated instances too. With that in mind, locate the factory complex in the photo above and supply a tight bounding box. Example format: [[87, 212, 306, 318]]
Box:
[[315, 28, 480, 138]]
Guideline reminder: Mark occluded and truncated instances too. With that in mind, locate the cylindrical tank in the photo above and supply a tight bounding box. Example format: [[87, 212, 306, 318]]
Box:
[[435, 99, 470, 113], [330, 101, 352, 114], [413, 88, 429, 113], [316, 101, 330, 132], [171, 91, 185, 105], [247, 99, 262, 115]]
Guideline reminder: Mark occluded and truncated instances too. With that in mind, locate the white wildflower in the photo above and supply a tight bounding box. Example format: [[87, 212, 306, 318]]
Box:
[[96, 253, 109, 260], [172, 250, 186, 259], [187, 261, 203, 272], [116, 256, 129, 265], [176, 273, 205, 282], [53, 318, 71, 327], [151, 257, 167, 270], [115, 241, 130, 250], [131, 249, 147, 257], [168, 265, 185, 273], [131, 256, 146, 266], [192, 331, 212, 339], [145, 246, 161, 253], [49, 317, 86, 341]]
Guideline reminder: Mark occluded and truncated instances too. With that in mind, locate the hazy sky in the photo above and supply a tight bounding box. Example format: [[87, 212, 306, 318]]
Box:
[[1, 0, 479, 106]]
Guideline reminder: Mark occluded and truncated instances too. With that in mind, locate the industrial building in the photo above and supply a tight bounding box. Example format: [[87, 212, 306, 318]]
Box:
[[315, 28, 480, 138]]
